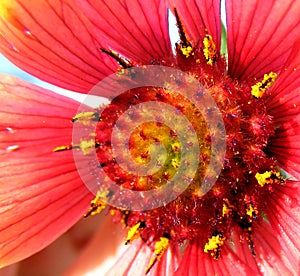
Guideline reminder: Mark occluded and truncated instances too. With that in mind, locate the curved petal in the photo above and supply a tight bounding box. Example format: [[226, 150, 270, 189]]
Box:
[[170, 0, 221, 50], [73, 0, 172, 64], [175, 237, 258, 275], [230, 220, 299, 275], [226, 0, 300, 80], [0, 75, 93, 267], [267, 41, 300, 179], [263, 181, 300, 274], [104, 240, 179, 275], [0, 0, 118, 94], [253, 221, 298, 275]]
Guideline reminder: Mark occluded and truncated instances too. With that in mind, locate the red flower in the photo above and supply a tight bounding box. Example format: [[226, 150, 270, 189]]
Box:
[[0, 0, 299, 275]]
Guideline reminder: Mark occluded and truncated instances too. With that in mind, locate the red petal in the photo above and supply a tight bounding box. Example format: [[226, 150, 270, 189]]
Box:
[[170, 0, 221, 50], [267, 42, 300, 179], [230, 181, 300, 274], [175, 238, 258, 275], [263, 181, 300, 273], [73, 0, 172, 64], [105, 240, 152, 275], [0, 0, 118, 93], [105, 240, 179, 275], [230, 220, 298, 275], [0, 75, 93, 267], [226, 0, 300, 80], [253, 221, 298, 274]]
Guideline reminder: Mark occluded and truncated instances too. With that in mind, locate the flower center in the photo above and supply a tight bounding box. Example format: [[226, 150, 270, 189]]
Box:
[[54, 13, 285, 272]]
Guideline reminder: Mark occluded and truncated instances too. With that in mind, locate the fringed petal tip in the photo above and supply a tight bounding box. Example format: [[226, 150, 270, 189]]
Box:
[[0, 75, 93, 267]]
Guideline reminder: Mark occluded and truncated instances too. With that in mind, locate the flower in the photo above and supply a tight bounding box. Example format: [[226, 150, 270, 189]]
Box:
[[0, 0, 299, 275]]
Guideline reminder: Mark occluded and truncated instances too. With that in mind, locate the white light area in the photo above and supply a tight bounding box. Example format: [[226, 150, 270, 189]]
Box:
[[168, 10, 180, 53], [84, 242, 127, 276], [221, 0, 227, 28]]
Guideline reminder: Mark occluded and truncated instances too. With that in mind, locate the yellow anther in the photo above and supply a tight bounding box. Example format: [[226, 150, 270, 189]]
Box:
[[53, 145, 72, 152], [222, 204, 230, 216], [171, 158, 180, 169], [171, 141, 180, 151], [255, 170, 283, 187], [181, 45, 193, 58], [146, 237, 169, 274], [80, 139, 96, 155], [246, 205, 258, 217], [72, 112, 99, 125], [203, 34, 216, 66], [125, 222, 141, 245], [204, 234, 225, 253], [84, 190, 107, 218], [251, 72, 278, 98]]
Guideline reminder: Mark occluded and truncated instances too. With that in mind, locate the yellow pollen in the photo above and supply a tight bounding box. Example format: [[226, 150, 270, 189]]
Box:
[[146, 237, 169, 273], [204, 234, 225, 253], [72, 111, 98, 125], [80, 139, 96, 155], [53, 145, 72, 152], [222, 204, 230, 216], [84, 190, 107, 217], [203, 34, 216, 65], [171, 158, 180, 169], [251, 72, 278, 98], [181, 45, 193, 58], [255, 170, 283, 187], [171, 141, 180, 151], [125, 222, 141, 245], [246, 205, 258, 217]]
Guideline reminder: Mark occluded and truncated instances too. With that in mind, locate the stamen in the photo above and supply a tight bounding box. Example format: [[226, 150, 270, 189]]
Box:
[[84, 190, 107, 218], [251, 72, 278, 98], [246, 204, 258, 219], [101, 48, 133, 68], [222, 203, 230, 216], [53, 145, 73, 152], [72, 111, 99, 125], [255, 170, 284, 187], [125, 221, 145, 245], [204, 233, 225, 259], [53, 140, 99, 154], [79, 139, 97, 155], [203, 34, 216, 65], [174, 8, 193, 58], [174, 8, 191, 48], [146, 236, 169, 274]]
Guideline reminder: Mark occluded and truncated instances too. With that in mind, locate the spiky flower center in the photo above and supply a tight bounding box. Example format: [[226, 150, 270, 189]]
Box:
[[54, 14, 285, 272]]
